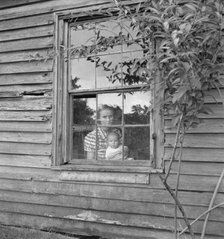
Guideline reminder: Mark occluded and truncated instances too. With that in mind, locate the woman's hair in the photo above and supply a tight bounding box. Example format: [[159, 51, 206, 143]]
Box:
[[98, 104, 114, 114]]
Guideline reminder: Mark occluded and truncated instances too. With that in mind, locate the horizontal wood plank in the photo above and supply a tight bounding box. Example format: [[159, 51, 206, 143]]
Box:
[[0, 97, 52, 111], [59, 171, 149, 184], [0, 25, 53, 42], [0, 142, 51, 155], [0, 121, 51, 132], [0, 155, 51, 167], [0, 49, 54, 63], [150, 174, 224, 192], [165, 161, 224, 176], [0, 13, 53, 31], [0, 111, 51, 121], [164, 147, 224, 162], [0, 61, 53, 74], [0, 37, 53, 53], [165, 118, 224, 133], [0, 72, 52, 85], [165, 133, 224, 148], [0, 84, 52, 94], [0, 132, 52, 144], [0, 0, 51, 10]]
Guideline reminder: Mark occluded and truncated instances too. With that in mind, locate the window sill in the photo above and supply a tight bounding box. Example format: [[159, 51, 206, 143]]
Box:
[[52, 159, 163, 173], [52, 160, 163, 184]]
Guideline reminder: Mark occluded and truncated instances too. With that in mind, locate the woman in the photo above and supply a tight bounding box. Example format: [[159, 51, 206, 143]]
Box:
[[84, 104, 121, 160]]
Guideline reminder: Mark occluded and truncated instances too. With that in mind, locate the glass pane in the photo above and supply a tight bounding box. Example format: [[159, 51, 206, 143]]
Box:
[[73, 97, 96, 159], [96, 53, 122, 88], [98, 93, 122, 126], [124, 127, 150, 160], [96, 20, 122, 54], [122, 51, 145, 86], [71, 58, 95, 90], [71, 23, 95, 50], [124, 91, 151, 125]]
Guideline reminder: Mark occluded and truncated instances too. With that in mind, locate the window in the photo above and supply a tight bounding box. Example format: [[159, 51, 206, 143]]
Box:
[[53, 12, 164, 169]]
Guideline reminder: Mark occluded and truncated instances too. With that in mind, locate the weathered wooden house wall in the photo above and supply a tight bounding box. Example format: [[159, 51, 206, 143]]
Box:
[[0, 0, 223, 238]]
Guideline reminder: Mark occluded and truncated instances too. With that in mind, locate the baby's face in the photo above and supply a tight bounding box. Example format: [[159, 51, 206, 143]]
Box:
[[107, 134, 120, 149]]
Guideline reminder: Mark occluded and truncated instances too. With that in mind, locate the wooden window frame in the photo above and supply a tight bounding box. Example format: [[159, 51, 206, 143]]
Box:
[[52, 10, 164, 171]]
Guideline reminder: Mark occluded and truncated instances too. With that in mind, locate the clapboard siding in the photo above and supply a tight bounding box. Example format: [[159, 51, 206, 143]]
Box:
[[0, 37, 53, 53], [1, 178, 223, 206], [0, 0, 50, 10], [0, 13, 53, 31], [0, 0, 113, 21], [164, 147, 224, 162], [0, 1, 223, 239], [0, 142, 51, 155], [0, 97, 52, 111], [0, 190, 223, 221], [1, 212, 215, 239], [165, 133, 224, 148], [0, 73, 52, 85], [0, 111, 51, 121], [0, 121, 51, 132], [0, 49, 54, 63], [0, 155, 51, 167], [0, 200, 223, 235], [0, 25, 54, 42], [165, 118, 224, 133]]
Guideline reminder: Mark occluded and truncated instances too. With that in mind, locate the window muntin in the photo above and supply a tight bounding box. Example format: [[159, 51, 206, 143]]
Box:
[[68, 17, 153, 162]]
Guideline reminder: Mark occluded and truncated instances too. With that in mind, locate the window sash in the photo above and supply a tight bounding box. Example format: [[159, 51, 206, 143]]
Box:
[[53, 12, 164, 168]]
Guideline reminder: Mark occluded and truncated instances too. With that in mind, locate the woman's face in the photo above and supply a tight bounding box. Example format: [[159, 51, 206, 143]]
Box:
[[99, 109, 114, 125]]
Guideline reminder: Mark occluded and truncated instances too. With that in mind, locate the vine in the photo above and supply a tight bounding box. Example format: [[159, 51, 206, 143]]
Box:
[[66, 0, 224, 238]]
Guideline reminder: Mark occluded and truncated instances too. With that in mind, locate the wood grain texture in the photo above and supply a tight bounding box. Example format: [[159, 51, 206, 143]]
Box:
[[0, 97, 52, 111], [0, 111, 51, 121], [0, 132, 52, 144], [0, 0, 51, 10], [0, 37, 53, 53], [0, 73, 52, 85], [59, 171, 149, 184], [0, 204, 223, 236], [0, 155, 51, 167], [0, 142, 51, 155], [0, 25, 53, 42], [164, 147, 224, 162], [0, 121, 51, 132], [0, 13, 53, 31], [0, 178, 223, 206], [0, 49, 54, 63], [165, 133, 224, 148], [0, 190, 223, 221]]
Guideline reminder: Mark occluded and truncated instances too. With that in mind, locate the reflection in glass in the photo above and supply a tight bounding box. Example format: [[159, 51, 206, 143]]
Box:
[[122, 51, 146, 86], [124, 91, 151, 125], [71, 23, 95, 50], [72, 97, 96, 159], [96, 20, 122, 54], [96, 53, 122, 88], [124, 127, 150, 160], [71, 58, 95, 90]]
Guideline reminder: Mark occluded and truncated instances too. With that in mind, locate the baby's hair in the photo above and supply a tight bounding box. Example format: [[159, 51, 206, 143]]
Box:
[[107, 131, 120, 140]]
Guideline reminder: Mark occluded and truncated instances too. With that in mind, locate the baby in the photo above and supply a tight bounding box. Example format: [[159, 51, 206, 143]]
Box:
[[105, 131, 128, 160]]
